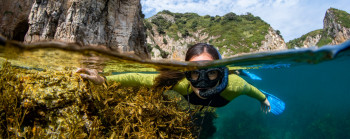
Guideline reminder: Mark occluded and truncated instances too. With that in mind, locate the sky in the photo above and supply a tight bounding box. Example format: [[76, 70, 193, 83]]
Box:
[[141, 0, 350, 42]]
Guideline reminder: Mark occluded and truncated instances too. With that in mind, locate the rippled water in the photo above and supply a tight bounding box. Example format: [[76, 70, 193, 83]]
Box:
[[212, 51, 350, 138], [1, 37, 350, 138]]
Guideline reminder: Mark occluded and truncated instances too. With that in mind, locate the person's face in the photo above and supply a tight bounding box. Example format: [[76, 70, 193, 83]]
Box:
[[188, 52, 218, 80], [188, 52, 219, 99]]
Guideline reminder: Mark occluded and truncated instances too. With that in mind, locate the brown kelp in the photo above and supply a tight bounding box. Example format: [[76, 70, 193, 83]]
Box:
[[0, 61, 205, 138]]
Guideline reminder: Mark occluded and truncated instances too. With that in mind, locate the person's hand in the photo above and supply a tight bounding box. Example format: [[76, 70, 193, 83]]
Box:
[[76, 68, 105, 85], [261, 98, 271, 114]]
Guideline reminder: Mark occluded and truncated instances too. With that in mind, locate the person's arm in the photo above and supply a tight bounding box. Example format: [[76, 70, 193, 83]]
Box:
[[106, 73, 157, 87], [220, 74, 270, 113], [172, 78, 191, 96], [241, 82, 266, 102], [76, 68, 157, 87], [241, 81, 271, 113]]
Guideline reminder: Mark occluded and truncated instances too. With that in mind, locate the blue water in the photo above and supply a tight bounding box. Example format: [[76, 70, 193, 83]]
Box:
[[211, 53, 350, 138], [1, 37, 350, 138]]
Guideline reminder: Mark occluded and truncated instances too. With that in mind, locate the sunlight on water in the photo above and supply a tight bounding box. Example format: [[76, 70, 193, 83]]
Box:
[[1, 36, 350, 138]]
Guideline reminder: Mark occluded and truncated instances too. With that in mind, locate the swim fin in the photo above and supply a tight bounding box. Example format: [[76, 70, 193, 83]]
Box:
[[242, 70, 262, 80], [261, 90, 285, 115]]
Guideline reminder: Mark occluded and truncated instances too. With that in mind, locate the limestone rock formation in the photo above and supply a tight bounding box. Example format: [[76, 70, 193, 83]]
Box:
[[147, 28, 287, 60], [324, 8, 350, 45], [302, 34, 322, 47], [0, 0, 34, 41], [287, 8, 350, 48], [259, 28, 287, 52], [0, 0, 149, 59]]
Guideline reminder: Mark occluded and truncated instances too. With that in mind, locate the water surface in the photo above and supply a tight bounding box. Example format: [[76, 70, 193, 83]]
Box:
[[1, 38, 350, 138]]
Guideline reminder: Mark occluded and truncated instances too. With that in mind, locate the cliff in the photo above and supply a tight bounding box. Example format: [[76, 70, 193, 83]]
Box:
[[287, 8, 350, 48], [0, 0, 34, 41], [145, 11, 287, 60], [0, 0, 149, 59], [324, 8, 350, 45]]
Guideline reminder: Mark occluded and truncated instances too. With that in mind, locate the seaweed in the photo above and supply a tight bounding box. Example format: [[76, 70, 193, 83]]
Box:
[[0, 61, 200, 138]]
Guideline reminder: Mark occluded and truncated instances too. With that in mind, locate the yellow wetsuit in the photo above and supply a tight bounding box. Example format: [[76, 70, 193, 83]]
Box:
[[106, 73, 266, 107]]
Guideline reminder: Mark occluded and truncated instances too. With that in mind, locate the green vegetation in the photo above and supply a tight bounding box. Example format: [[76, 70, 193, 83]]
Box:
[[316, 35, 333, 46], [146, 10, 271, 54], [287, 8, 350, 48], [151, 16, 172, 34], [330, 8, 350, 28], [154, 44, 169, 58], [287, 29, 323, 48]]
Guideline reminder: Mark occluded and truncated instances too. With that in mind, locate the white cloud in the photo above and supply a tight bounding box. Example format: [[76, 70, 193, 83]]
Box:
[[236, 0, 259, 8], [141, 0, 350, 42]]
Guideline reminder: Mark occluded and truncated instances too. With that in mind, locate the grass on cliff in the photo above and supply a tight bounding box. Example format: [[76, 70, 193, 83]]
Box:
[[286, 29, 323, 48], [330, 8, 350, 28], [0, 61, 215, 138], [287, 8, 350, 48], [145, 10, 271, 54]]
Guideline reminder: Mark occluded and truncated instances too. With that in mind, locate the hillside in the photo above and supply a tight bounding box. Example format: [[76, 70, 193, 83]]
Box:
[[287, 8, 350, 48], [144, 11, 286, 60]]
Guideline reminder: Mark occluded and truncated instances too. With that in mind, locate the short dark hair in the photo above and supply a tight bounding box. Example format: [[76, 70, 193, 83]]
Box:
[[185, 43, 220, 61]]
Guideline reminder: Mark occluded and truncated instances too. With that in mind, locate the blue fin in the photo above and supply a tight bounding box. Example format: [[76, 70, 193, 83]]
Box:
[[242, 70, 262, 80], [261, 90, 285, 115]]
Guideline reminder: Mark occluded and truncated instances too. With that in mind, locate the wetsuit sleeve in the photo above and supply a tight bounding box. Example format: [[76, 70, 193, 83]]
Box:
[[172, 78, 191, 96], [241, 81, 266, 102], [106, 73, 158, 87], [220, 74, 266, 102]]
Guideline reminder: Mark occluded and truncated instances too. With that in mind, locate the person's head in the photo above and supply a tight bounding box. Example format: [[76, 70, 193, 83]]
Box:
[[185, 43, 221, 62], [184, 43, 228, 99], [154, 43, 228, 100]]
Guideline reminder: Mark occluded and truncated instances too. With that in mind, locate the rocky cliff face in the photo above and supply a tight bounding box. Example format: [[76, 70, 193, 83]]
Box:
[[258, 28, 287, 52], [324, 8, 350, 45], [146, 16, 286, 60], [287, 8, 350, 48], [146, 28, 219, 60], [0, 0, 34, 41], [1, 0, 149, 59]]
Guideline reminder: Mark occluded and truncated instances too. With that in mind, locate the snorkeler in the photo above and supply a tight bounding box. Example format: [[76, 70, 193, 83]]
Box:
[[77, 43, 271, 113]]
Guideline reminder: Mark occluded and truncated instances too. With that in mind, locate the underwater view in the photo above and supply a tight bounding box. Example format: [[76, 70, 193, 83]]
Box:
[[212, 44, 350, 138], [1, 0, 350, 138], [1, 36, 350, 138]]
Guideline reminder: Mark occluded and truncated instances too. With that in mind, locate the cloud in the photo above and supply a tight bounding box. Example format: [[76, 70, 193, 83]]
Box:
[[141, 0, 350, 42]]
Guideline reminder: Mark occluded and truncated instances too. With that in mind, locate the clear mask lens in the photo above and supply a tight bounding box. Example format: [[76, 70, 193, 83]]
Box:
[[188, 69, 220, 81]]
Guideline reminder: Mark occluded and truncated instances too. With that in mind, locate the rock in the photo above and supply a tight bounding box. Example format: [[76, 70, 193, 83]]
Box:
[[323, 8, 350, 45], [0, 0, 149, 59], [259, 28, 287, 51], [0, 0, 34, 41], [288, 8, 350, 48], [302, 34, 322, 47], [147, 26, 286, 60], [145, 12, 287, 60]]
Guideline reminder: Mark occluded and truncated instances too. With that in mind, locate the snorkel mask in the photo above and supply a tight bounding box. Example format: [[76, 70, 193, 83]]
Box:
[[185, 67, 225, 88], [184, 46, 229, 99], [185, 66, 228, 99]]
